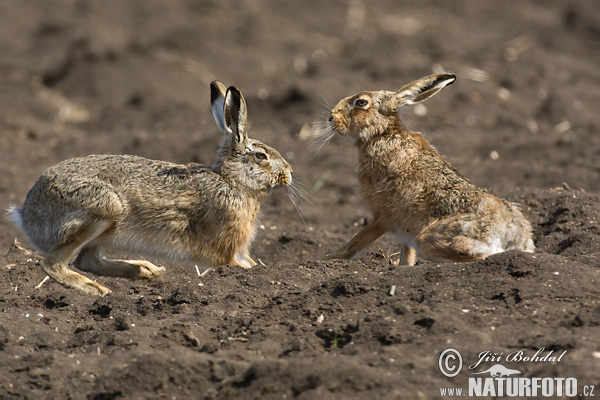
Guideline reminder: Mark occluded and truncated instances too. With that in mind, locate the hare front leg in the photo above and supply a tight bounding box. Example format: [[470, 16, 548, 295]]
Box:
[[400, 244, 417, 266], [325, 219, 387, 260], [74, 246, 165, 281]]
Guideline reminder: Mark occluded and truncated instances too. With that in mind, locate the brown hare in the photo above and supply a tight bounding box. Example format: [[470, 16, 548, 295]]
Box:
[[8, 82, 293, 295], [324, 73, 534, 265]]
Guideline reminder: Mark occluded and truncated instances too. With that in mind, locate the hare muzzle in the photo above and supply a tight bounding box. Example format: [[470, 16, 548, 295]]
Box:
[[278, 169, 293, 186], [328, 111, 348, 136]]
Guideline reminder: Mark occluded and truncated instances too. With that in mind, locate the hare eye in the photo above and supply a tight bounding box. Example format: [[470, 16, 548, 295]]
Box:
[[355, 98, 369, 108], [254, 152, 268, 161]]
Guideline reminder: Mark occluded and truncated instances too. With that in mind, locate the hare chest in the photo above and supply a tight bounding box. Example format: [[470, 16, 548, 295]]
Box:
[[358, 141, 426, 233]]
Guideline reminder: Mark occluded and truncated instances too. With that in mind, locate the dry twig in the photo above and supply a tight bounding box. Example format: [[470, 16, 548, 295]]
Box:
[[35, 276, 50, 289]]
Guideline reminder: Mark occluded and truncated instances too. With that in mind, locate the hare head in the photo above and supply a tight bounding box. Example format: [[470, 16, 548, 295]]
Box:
[[211, 82, 292, 193], [328, 73, 456, 144]]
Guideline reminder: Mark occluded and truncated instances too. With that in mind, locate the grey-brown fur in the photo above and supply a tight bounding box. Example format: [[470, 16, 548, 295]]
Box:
[[8, 83, 292, 295]]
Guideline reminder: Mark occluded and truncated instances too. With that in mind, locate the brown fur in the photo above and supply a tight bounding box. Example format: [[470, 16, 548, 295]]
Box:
[[325, 73, 534, 265]]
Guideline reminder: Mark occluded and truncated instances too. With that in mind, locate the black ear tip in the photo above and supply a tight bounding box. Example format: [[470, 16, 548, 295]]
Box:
[[227, 86, 241, 98], [225, 86, 245, 111], [210, 81, 224, 102], [433, 73, 456, 87]]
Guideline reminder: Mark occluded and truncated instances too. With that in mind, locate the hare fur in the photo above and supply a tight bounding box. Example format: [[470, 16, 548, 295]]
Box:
[[8, 83, 292, 295], [325, 73, 534, 265]]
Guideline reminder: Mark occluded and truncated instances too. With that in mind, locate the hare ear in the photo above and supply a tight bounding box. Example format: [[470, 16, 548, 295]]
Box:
[[210, 81, 230, 134], [224, 86, 248, 148], [380, 73, 456, 113]]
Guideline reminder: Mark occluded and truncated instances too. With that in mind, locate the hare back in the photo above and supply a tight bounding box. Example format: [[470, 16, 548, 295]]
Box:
[[15, 155, 261, 263]]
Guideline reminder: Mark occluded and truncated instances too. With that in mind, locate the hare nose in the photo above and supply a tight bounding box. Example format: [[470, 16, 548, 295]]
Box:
[[328, 115, 333, 122], [279, 171, 292, 186]]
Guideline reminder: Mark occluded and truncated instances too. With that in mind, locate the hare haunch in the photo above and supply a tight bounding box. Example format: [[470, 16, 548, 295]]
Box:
[[8, 82, 292, 295], [325, 73, 534, 265]]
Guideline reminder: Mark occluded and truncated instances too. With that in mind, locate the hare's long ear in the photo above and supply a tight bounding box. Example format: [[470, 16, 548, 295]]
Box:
[[380, 73, 456, 114], [210, 81, 229, 133], [224, 86, 248, 150]]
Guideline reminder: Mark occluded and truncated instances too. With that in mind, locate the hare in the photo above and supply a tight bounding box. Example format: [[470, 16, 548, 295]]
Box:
[[7, 82, 293, 295], [324, 73, 534, 265]]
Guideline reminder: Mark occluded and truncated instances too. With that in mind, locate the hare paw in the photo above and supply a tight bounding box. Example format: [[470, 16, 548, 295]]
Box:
[[231, 258, 254, 269], [124, 260, 165, 280], [41, 262, 112, 296], [82, 281, 112, 296], [237, 262, 253, 270]]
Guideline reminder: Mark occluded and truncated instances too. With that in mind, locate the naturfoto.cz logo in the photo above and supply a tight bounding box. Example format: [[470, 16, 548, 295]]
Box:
[[438, 348, 596, 398]]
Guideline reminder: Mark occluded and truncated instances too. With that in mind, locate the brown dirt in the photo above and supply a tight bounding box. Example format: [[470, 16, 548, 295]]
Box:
[[1, 1, 599, 399]]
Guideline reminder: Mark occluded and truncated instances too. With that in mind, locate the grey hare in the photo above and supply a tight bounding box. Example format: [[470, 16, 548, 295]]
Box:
[[8, 82, 292, 295], [324, 73, 534, 265]]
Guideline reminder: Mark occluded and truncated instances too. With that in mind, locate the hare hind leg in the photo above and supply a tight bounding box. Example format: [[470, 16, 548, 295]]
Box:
[[41, 220, 114, 296], [74, 246, 165, 281], [415, 218, 490, 263]]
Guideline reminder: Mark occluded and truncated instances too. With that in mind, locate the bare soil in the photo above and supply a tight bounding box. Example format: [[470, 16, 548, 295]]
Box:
[[1, 1, 599, 399]]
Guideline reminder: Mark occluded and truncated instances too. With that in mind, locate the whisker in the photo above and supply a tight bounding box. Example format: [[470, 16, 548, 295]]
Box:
[[289, 180, 315, 206], [306, 122, 332, 144], [311, 124, 337, 158], [287, 186, 307, 227], [288, 185, 304, 207], [320, 95, 332, 109]]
